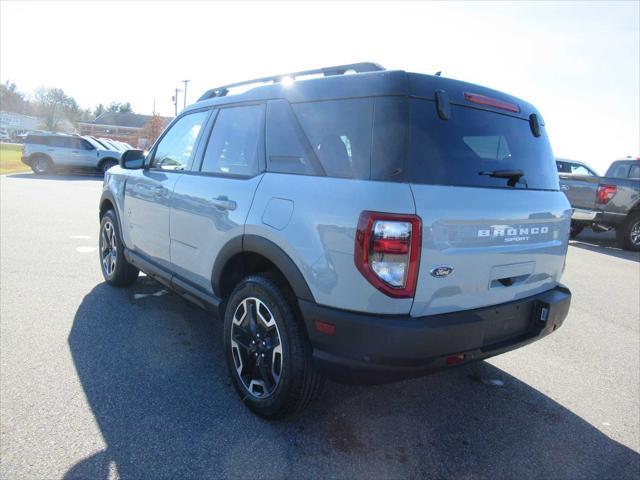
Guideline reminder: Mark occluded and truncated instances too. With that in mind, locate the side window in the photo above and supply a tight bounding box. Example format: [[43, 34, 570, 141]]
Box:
[[556, 161, 570, 173], [151, 111, 208, 171], [266, 100, 319, 175], [51, 137, 73, 148], [570, 164, 593, 176], [292, 98, 373, 179], [629, 165, 640, 179], [201, 104, 264, 176]]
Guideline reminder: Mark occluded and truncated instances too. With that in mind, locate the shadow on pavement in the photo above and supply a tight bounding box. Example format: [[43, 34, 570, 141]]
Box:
[[570, 229, 639, 263], [7, 172, 102, 181], [66, 277, 639, 479]]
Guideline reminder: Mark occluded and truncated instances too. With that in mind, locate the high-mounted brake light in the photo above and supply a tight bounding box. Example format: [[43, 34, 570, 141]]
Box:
[[596, 184, 617, 204], [464, 92, 520, 113], [354, 211, 421, 298]]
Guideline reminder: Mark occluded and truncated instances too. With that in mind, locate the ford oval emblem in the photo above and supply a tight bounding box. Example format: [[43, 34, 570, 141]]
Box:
[[430, 266, 454, 278]]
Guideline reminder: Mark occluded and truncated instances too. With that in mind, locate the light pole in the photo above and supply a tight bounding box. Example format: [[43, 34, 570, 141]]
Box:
[[182, 79, 190, 108]]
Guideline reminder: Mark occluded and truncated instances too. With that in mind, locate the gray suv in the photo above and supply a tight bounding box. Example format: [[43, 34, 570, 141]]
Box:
[[98, 63, 572, 417], [22, 133, 122, 175]]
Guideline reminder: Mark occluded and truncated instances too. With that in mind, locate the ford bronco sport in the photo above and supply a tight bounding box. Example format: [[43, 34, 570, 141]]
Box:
[[98, 63, 572, 417], [22, 133, 121, 175]]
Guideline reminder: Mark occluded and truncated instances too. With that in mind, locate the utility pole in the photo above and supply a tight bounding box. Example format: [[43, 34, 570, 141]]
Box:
[[173, 88, 180, 116], [182, 79, 190, 108]]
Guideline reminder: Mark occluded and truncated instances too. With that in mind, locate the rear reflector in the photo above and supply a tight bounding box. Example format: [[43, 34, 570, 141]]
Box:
[[446, 354, 465, 365], [464, 92, 520, 113], [314, 320, 336, 335]]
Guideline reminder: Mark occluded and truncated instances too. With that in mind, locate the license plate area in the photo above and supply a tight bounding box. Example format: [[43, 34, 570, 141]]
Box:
[[482, 301, 534, 346]]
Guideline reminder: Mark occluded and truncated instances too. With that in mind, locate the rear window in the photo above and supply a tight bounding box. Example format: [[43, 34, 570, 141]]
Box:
[[408, 99, 558, 190]]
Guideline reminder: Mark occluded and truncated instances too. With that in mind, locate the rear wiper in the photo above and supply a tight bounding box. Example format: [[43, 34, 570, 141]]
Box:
[[479, 169, 526, 188]]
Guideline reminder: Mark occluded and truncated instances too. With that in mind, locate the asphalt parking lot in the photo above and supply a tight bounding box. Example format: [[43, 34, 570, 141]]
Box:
[[1, 173, 639, 480]]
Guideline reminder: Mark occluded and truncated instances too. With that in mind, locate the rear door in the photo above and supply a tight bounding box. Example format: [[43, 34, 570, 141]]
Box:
[[70, 137, 99, 167], [407, 99, 571, 317], [170, 104, 266, 293], [47, 136, 75, 166], [124, 110, 210, 271]]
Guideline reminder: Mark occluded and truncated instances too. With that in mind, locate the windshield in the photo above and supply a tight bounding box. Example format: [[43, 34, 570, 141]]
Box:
[[408, 99, 559, 190], [83, 136, 106, 150]]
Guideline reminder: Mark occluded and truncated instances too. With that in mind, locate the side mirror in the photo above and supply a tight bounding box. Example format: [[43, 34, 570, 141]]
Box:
[[120, 149, 145, 169]]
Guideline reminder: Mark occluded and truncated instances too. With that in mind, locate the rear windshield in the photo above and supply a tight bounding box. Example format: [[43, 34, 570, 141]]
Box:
[[408, 99, 559, 190]]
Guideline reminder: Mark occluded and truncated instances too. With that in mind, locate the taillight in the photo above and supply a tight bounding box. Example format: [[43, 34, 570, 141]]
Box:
[[354, 211, 421, 298], [596, 184, 617, 204]]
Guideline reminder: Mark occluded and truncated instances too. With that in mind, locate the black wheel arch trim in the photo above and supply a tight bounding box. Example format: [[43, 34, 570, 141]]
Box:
[[99, 190, 122, 230], [211, 234, 315, 303]]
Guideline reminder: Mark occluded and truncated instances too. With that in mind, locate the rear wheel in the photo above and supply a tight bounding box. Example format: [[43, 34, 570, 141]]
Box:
[[101, 159, 118, 175], [99, 209, 139, 286], [31, 155, 52, 175], [569, 221, 584, 239], [223, 274, 324, 418], [616, 213, 640, 251]]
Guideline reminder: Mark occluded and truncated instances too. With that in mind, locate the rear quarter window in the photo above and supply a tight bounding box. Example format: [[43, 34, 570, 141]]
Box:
[[408, 99, 558, 190], [292, 98, 373, 179]]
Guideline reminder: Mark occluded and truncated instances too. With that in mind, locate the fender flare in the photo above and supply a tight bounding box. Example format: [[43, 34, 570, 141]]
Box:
[[211, 234, 315, 302], [99, 190, 122, 228]]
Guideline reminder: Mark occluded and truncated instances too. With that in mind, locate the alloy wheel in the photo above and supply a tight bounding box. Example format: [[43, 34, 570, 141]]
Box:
[[230, 297, 283, 398], [631, 220, 640, 246], [100, 220, 117, 277]]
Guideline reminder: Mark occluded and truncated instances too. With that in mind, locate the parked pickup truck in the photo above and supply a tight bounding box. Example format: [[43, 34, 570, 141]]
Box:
[[560, 159, 640, 251]]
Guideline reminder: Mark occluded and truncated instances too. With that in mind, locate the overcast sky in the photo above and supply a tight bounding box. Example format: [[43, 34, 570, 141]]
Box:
[[1, 1, 638, 172]]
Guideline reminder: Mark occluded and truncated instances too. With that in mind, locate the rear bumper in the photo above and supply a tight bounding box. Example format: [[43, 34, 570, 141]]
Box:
[[572, 208, 600, 221], [300, 285, 571, 384]]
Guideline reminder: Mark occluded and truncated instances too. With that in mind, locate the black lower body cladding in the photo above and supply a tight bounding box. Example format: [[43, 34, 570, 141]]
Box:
[[300, 285, 571, 384]]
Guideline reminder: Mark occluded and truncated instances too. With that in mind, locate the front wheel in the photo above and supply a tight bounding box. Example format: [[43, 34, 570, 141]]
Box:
[[616, 213, 640, 251], [101, 159, 118, 176], [223, 274, 324, 418], [99, 209, 139, 286]]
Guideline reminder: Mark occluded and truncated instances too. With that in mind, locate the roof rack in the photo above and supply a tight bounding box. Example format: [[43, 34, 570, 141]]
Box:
[[197, 62, 385, 101]]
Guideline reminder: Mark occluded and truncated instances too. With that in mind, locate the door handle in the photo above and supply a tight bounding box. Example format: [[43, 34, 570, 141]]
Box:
[[154, 186, 168, 197], [211, 197, 237, 211], [560, 184, 569, 191]]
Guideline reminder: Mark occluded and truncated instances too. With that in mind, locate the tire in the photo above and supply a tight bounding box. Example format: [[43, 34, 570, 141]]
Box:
[[99, 209, 139, 286], [616, 212, 640, 251], [569, 221, 584, 239], [30, 155, 53, 175], [101, 159, 118, 175], [223, 274, 324, 418]]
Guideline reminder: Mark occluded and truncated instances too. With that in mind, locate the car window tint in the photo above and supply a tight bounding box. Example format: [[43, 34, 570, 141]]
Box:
[[266, 100, 318, 175], [51, 137, 72, 148], [201, 104, 264, 176], [292, 98, 373, 179], [609, 164, 630, 179], [628, 165, 640, 179], [408, 99, 558, 190], [151, 111, 208, 171]]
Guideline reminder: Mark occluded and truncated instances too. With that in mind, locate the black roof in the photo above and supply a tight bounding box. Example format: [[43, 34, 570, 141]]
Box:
[[187, 66, 541, 121]]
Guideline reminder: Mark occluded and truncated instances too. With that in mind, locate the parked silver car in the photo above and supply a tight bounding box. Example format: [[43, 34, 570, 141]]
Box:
[[21, 133, 122, 175], [99, 63, 572, 417]]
